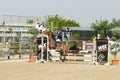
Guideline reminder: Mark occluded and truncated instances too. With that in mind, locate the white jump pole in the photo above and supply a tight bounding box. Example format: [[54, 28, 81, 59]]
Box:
[[46, 35, 49, 62], [39, 31, 46, 63], [88, 38, 98, 65]]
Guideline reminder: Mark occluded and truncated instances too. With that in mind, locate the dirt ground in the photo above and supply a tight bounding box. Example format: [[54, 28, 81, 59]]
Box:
[[0, 53, 120, 80]]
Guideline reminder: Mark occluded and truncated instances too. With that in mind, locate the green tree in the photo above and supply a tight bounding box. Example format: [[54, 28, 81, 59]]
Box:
[[110, 19, 120, 41], [111, 43, 120, 60], [91, 19, 113, 38], [27, 19, 34, 24], [111, 19, 120, 27], [45, 14, 80, 32], [91, 18, 120, 41], [28, 28, 39, 55], [70, 33, 80, 40], [111, 30, 120, 42], [91, 19, 120, 31], [91, 19, 113, 30]]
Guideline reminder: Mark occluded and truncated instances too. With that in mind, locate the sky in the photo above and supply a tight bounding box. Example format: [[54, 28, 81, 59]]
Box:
[[0, 0, 120, 27]]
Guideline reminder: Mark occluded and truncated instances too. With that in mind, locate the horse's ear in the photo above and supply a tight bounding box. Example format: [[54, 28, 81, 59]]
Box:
[[45, 30, 49, 35]]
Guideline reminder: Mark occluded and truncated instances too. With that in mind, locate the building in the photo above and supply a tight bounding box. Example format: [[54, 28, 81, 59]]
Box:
[[0, 22, 36, 52], [62, 27, 95, 41], [0, 15, 40, 52], [62, 27, 112, 41]]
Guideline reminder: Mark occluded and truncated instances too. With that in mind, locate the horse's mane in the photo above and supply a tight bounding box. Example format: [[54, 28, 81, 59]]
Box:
[[44, 30, 56, 49]]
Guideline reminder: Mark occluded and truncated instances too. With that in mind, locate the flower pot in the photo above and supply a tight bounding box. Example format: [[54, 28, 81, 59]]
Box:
[[30, 56, 36, 63], [112, 60, 119, 65]]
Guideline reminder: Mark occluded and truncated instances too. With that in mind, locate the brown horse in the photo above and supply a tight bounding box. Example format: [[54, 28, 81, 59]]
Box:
[[56, 41, 69, 61], [44, 30, 69, 61], [44, 30, 56, 49]]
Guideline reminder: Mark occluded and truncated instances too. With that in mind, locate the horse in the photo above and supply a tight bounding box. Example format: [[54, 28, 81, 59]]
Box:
[[56, 41, 69, 61], [44, 30, 56, 49], [44, 30, 69, 61]]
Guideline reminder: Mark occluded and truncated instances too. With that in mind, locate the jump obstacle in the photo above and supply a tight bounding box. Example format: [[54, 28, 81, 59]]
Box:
[[61, 53, 93, 62]]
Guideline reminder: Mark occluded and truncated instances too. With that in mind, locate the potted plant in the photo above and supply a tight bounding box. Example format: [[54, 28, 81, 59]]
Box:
[[29, 43, 37, 63], [28, 28, 39, 63], [111, 43, 120, 65]]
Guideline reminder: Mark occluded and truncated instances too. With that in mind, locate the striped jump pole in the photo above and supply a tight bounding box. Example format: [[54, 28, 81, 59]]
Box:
[[64, 54, 84, 57], [65, 59, 84, 61], [63, 53, 93, 62]]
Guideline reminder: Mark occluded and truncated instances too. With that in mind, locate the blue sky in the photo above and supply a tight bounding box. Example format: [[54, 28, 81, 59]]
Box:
[[0, 0, 120, 27]]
